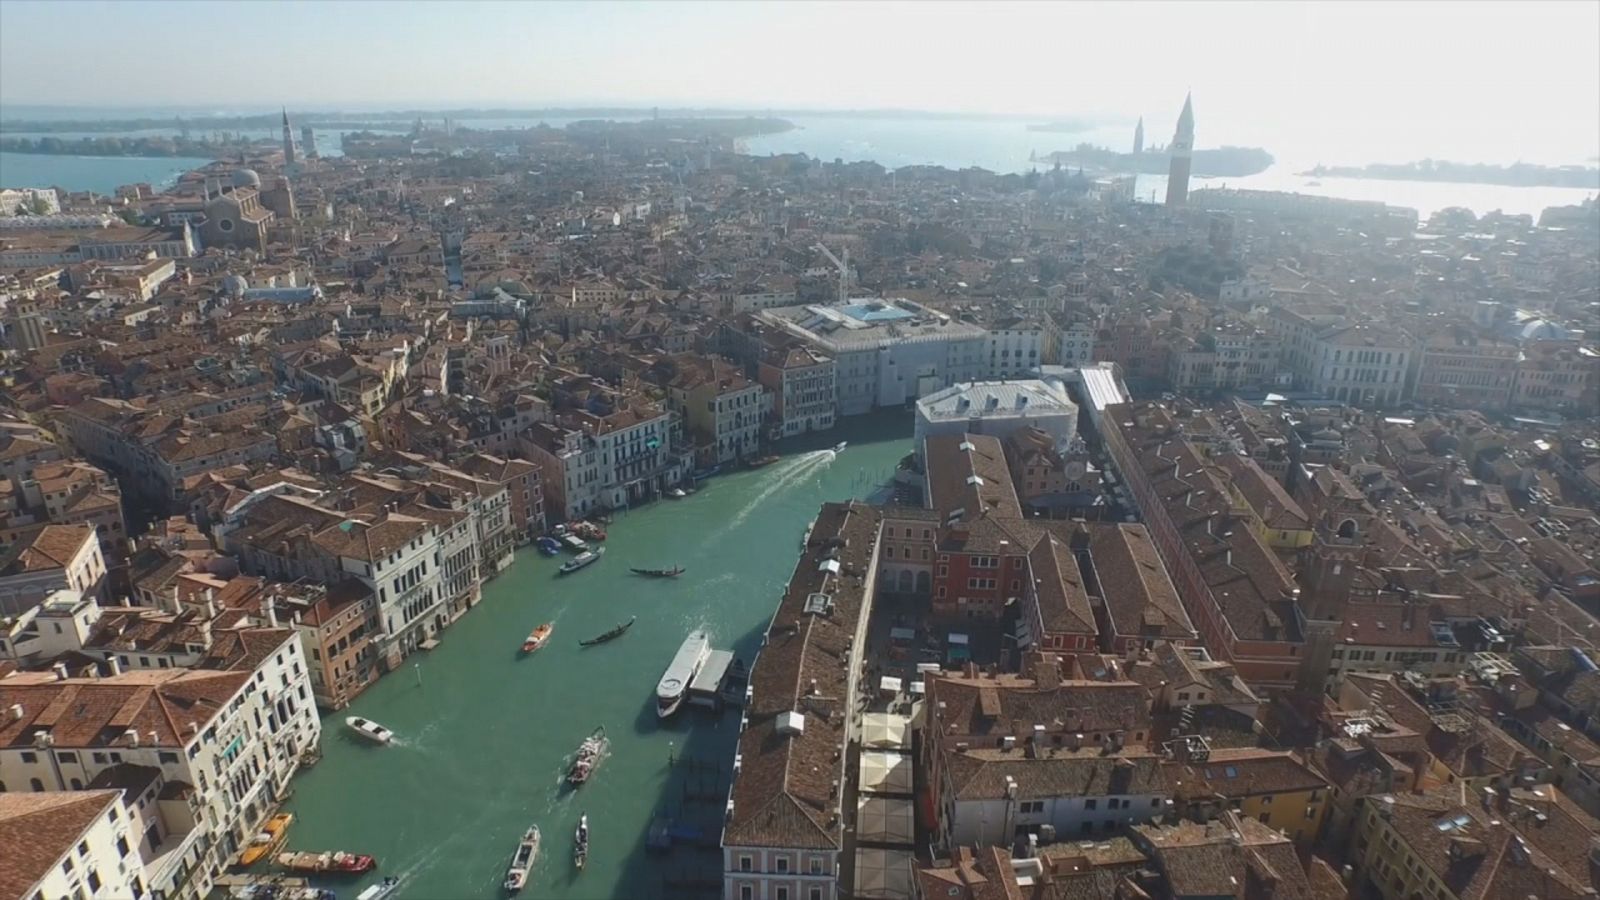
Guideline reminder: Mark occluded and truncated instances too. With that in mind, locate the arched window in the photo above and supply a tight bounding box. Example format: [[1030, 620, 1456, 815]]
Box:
[[1337, 519, 1357, 540], [30, 778, 44, 792]]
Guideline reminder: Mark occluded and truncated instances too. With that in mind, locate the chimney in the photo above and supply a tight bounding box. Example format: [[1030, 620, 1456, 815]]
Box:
[[263, 594, 279, 628], [52, 662, 68, 681], [106, 656, 122, 676], [7, 704, 22, 721]]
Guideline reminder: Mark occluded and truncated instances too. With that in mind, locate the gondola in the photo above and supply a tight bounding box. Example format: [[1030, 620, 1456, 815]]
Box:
[[579, 617, 636, 647], [630, 566, 684, 578]]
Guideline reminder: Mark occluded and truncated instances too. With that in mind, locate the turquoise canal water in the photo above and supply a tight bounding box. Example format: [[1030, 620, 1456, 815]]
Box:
[[275, 418, 909, 900]]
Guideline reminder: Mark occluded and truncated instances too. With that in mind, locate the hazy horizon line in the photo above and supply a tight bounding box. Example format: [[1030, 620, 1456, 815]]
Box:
[[0, 103, 1139, 124]]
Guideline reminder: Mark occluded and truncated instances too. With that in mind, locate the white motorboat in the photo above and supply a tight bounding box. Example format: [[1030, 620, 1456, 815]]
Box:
[[656, 630, 711, 718], [504, 825, 540, 894], [832, 441, 848, 453], [356, 877, 402, 900], [559, 534, 589, 553], [559, 547, 604, 575], [666, 487, 687, 499], [345, 716, 393, 745]]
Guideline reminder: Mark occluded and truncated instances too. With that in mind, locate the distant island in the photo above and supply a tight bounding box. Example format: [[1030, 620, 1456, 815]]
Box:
[[1298, 159, 1600, 189], [0, 106, 1027, 136], [1026, 118, 1100, 134], [1046, 143, 1273, 177], [0, 134, 268, 158]]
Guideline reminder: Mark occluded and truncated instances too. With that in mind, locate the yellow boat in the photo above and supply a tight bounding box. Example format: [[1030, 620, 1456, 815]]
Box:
[[239, 812, 294, 866]]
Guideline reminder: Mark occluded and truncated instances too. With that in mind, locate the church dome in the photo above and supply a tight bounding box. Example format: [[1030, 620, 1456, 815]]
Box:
[[231, 169, 261, 188], [221, 274, 248, 298]]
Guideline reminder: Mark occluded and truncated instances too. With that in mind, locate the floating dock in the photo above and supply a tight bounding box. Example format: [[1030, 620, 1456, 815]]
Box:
[[688, 649, 736, 709]]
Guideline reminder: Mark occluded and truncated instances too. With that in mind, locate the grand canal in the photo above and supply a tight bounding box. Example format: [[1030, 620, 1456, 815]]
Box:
[[275, 418, 910, 900]]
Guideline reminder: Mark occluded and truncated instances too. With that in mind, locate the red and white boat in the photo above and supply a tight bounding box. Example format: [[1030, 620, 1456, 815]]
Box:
[[567, 727, 608, 786], [522, 623, 553, 653], [276, 850, 376, 875]]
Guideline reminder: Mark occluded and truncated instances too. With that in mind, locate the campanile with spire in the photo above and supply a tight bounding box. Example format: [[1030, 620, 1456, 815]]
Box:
[[1165, 93, 1194, 206], [281, 107, 297, 168]]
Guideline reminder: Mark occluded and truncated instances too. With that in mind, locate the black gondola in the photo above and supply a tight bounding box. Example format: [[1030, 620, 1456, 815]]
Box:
[[579, 617, 637, 647], [630, 566, 684, 578]]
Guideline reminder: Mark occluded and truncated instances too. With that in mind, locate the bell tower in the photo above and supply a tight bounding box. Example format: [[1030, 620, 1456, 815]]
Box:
[[1295, 512, 1368, 696], [281, 107, 297, 168], [1165, 93, 1194, 206]]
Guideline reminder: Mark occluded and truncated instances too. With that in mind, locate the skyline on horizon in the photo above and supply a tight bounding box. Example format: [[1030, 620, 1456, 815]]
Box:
[[1, 0, 1598, 168]]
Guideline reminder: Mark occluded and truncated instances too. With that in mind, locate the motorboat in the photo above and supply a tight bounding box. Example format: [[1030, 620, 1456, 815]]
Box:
[[535, 536, 561, 556], [579, 617, 636, 647], [666, 487, 688, 499], [559, 534, 589, 553], [567, 727, 609, 786], [522, 623, 553, 653], [656, 630, 711, 718], [832, 441, 848, 453], [356, 877, 402, 900], [559, 548, 604, 575], [571, 521, 607, 541], [690, 464, 720, 480], [238, 812, 293, 866], [345, 716, 394, 745], [747, 454, 781, 468], [629, 566, 683, 578], [504, 825, 540, 895], [573, 815, 589, 871], [277, 850, 376, 875]]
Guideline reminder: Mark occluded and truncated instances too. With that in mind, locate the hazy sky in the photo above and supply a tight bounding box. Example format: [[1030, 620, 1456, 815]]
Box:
[[2, 0, 1597, 164]]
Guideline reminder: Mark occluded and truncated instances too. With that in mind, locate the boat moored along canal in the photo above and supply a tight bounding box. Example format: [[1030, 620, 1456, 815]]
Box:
[[276, 850, 377, 875], [655, 630, 711, 718], [237, 812, 294, 866]]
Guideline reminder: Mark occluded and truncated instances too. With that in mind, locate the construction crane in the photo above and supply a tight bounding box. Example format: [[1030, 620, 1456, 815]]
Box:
[[813, 242, 851, 304]]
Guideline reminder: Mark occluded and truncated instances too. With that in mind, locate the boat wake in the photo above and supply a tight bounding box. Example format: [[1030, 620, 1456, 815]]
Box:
[[722, 450, 834, 532], [388, 841, 447, 885]]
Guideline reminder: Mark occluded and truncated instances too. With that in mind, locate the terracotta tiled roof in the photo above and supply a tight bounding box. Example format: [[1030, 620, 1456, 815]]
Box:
[[0, 790, 122, 900], [1026, 533, 1096, 636], [724, 502, 882, 850], [1, 523, 94, 574], [0, 669, 248, 749]]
